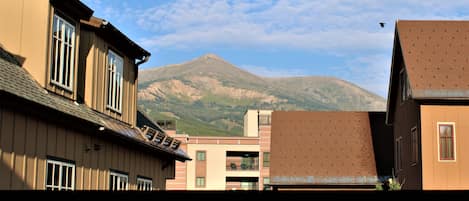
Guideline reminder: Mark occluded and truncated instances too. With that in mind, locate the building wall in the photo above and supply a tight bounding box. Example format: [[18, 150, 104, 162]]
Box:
[[165, 137, 188, 190], [259, 125, 271, 189], [0, 106, 173, 190], [420, 105, 469, 190], [79, 30, 137, 126], [389, 45, 422, 189], [185, 143, 260, 190], [0, 0, 50, 89], [243, 110, 272, 137]]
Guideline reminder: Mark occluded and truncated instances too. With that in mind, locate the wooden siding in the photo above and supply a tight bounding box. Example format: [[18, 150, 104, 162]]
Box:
[[421, 105, 469, 190], [0, 0, 50, 89], [80, 30, 137, 126], [391, 52, 423, 190], [0, 106, 173, 190]]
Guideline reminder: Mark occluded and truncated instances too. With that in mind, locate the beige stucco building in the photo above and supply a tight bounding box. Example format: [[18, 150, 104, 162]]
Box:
[[166, 110, 272, 190]]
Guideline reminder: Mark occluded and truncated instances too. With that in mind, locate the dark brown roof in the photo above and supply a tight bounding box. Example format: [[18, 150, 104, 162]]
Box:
[[0, 48, 189, 162], [270, 111, 378, 186], [397, 20, 469, 99]]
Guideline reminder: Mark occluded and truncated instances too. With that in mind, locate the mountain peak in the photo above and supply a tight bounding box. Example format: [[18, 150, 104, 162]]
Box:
[[199, 53, 224, 61]]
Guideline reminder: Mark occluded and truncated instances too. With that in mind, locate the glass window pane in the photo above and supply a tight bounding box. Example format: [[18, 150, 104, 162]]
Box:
[[47, 163, 53, 185], [54, 164, 60, 186]]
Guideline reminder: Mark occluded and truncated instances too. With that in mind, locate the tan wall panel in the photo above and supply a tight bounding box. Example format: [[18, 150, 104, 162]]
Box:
[[0, 0, 50, 88], [0, 109, 14, 189], [0, 107, 174, 190], [25, 117, 38, 189], [81, 31, 137, 126], [56, 127, 66, 159], [35, 120, 47, 189], [12, 113, 26, 189], [421, 105, 469, 190], [46, 125, 56, 156]]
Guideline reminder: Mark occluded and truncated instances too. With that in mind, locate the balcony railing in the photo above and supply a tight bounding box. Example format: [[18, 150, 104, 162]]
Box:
[[226, 157, 259, 171]]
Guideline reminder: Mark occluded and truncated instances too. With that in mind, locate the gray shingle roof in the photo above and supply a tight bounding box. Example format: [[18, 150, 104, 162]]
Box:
[[0, 48, 190, 161]]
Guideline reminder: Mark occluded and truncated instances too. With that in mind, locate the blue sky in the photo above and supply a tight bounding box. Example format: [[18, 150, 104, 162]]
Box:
[[82, 0, 469, 98]]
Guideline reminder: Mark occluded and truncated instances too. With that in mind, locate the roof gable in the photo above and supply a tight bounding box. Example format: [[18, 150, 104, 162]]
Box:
[[398, 20, 469, 99]]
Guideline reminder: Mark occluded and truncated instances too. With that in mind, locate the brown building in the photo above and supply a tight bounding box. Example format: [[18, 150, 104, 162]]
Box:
[[0, 0, 189, 190], [270, 111, 393, 190], [386, 20, 469, 190]]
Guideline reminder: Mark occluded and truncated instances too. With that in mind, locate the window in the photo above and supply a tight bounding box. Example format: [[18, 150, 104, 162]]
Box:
[[50, 14, 75, 91], [45, 158, 75, 190], [137, 177, 152, 191], [109, 171, 128, 190], [196, 177, 205, 188], [263, 177, 271, 190], [411, 126, 418, 165], [263, 152, 270, 167], [196, 151, 206, 161], [399, 69, 410, 102], [259, 115, 271, 125], [107, 50, 124, 113], [438, 123, 456, 161], [395, 137, 402, 171]]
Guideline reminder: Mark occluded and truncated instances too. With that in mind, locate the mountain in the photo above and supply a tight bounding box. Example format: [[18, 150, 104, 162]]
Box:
[[137, 53, 386, 136]]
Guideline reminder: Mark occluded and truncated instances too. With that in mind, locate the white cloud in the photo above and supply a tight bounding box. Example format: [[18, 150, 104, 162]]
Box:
[[134, 0, 469, 53]]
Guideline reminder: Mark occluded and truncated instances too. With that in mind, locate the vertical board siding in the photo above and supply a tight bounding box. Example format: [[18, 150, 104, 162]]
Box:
[[35, 119, 47, 189], [0, 109, 14, 189], [81, 30, 137, 126], [24, 118, 38, 189], [0, 107, 170, 190], [12, 113, 26, 189]]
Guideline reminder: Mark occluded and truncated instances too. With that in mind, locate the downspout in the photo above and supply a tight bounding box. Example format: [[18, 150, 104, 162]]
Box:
[[136, 55, 150, 67]]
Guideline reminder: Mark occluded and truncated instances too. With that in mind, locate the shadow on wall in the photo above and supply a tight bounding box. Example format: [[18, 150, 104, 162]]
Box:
[[0, 43, 26, 66], [369, 112, 394, 182], [0, 154, 32, 190]]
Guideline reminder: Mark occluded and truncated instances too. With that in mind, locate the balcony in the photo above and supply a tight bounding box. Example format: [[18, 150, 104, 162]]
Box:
[[226, 151, 259, 171], [226, 177, 259, 190]]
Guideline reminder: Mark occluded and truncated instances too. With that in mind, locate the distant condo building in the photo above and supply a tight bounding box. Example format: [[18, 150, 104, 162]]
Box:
[[166, 110, 272, 190]]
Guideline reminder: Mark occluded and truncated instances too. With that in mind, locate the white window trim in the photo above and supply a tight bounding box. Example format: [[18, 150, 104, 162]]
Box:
[[109, 171, 129, 190], [137, 177, 153, 191], [50, 14, 75, 91], [45, 159, 75, 190], [106, 49, 124, 113], [437, 122, 457, 162]]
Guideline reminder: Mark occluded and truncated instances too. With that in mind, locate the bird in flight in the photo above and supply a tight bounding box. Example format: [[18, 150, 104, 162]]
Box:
[[379, 22, 385, 28]]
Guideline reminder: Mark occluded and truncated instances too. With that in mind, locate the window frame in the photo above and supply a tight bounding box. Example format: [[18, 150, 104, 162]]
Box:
[[263, 152, 270, 167], [136, 176, 153, 191], [395, 137, 402, 172], [49, 13, 76, 91], [195, 177, 205, 188], [196, 151, 206, 161], [410, 126, 418, 166], [437, 122, 456, 162], [399, 69, 410, 103], [106, 49, 124, 113], [45, 158, 75, 191], [109, 170, 129, 191]]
